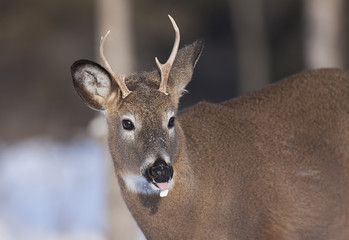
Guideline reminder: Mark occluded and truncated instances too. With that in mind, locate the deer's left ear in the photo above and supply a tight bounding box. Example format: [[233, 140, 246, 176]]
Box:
[[71, 59, 119, 111], [167, 39, 204, 100]]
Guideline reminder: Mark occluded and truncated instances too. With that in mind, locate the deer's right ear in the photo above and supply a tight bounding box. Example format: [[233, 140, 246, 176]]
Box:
[[71, 59, 118, 111]]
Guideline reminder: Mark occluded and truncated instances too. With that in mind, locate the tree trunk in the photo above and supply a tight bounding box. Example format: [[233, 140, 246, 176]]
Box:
[[304, 0, 344, 68], [229, 0, 271, 94], [96, 0, 145, 239]]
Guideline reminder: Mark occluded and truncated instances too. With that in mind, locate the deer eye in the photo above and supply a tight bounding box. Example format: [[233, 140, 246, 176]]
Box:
[[122, 119, 135, 130], [168, 117, 175, 128]]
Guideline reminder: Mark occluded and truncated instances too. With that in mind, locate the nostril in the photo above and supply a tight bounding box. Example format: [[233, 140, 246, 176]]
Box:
[[150, 167, 160, 177]]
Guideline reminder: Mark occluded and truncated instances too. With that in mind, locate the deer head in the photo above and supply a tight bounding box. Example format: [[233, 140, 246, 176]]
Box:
[[71, 16, 203, 197]]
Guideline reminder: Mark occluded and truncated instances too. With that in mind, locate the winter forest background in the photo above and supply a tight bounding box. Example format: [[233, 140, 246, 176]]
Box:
[[0, 0, 348, 239]]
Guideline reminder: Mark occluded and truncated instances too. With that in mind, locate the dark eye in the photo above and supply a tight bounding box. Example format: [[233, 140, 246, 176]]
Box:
[[122, 119, 135, 130], [168, 117, 175, 128]]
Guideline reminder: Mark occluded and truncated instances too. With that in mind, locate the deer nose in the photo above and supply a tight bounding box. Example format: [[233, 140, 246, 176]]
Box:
[[148, 158, 173, 183]]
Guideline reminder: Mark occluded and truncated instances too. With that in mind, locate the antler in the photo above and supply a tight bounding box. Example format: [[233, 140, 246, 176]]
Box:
[[100, 30, 131, 99], [155, 15, 180, 95]]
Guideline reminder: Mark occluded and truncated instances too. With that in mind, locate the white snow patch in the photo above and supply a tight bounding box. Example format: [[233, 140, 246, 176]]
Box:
[[0, 137, 106, 240]]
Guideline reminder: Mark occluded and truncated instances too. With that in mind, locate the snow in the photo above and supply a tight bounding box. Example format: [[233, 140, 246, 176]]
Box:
[[0, 137, 106, 240]]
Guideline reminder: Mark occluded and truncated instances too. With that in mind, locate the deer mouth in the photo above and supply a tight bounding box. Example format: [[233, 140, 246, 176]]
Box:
[[145, 158, 174, 191]]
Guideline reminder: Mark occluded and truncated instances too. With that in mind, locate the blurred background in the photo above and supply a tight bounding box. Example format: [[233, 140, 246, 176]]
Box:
[[0, 0, 348, 239]]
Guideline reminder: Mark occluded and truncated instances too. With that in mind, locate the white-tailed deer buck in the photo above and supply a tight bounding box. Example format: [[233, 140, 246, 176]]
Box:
[[71, 16, 349, 239]]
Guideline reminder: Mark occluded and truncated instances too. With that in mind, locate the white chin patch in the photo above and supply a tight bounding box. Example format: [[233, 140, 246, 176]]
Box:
[[122, 174, 173, 197]]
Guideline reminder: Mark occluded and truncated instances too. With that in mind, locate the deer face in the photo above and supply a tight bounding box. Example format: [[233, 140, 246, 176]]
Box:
[[107, 83, 178, 194], [71, 16, 203, 196]]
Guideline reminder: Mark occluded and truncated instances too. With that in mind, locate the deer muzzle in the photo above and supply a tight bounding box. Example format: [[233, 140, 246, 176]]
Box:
[[146, 158, 173, 190]]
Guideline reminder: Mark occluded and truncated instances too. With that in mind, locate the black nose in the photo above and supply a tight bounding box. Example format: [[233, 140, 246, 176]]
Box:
[[147, 158, 173, 183]]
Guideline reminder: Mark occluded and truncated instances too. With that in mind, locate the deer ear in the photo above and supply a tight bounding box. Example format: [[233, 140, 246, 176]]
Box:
[[167, 39, 204, 99], [71, 59, 118, 111]]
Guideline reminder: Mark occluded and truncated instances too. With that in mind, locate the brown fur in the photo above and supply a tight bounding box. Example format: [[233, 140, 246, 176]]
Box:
[[72, 37, 349, 239]]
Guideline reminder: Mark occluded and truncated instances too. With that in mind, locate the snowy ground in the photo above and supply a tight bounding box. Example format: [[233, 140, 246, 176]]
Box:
[[0, 137, 106, 240]]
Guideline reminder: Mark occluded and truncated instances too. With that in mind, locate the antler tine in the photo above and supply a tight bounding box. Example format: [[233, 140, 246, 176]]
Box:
[[155, 15, 180, 95], [100, 30, 131, 99]]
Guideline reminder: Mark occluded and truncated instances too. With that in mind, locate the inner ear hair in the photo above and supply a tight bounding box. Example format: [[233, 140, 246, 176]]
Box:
[[71, 59, 117, 111]]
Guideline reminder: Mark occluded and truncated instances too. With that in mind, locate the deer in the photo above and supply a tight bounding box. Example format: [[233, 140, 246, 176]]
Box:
[[71, 15, 349, 239]]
